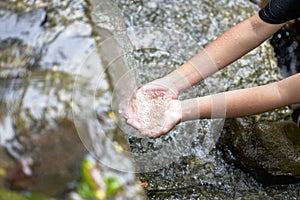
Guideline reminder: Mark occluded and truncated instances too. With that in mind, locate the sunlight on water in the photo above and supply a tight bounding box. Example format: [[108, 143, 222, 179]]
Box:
[[91, 0, 225, 175], [90, 0, 300, 199]]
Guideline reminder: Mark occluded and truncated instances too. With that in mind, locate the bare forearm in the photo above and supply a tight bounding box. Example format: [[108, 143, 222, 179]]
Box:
[[167, 13, 284, 93], [180, 76, 300, 121], [203, 13, 283, 71], [277, 73, 300, 105], [221, 83, 282, 118]]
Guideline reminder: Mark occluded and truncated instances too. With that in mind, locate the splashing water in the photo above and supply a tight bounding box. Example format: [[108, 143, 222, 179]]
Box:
[[128, 90, 172, 136]]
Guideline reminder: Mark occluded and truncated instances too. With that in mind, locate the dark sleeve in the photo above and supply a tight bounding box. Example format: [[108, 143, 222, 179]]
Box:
[[259, 0, 300, 24]]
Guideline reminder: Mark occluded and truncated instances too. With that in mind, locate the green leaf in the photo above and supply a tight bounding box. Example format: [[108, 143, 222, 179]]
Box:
[[77, 181, 95, 198], [77, 181, 95, 199], [105, 176, 122, 197]]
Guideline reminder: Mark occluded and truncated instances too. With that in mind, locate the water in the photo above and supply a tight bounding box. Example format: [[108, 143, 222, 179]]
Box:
[[0, 0, 299, 199], [0, 0, 145, 199], [112, 0, 300, 199], [86, 9, 231, 196], [126, 89, 173, 136]]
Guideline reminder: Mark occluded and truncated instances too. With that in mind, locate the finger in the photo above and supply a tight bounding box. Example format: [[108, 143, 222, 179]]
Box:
[[123, 112, 129, 119], [126, 119, 141, 130], [149, 134, 160, 138], [141, 85, 166, 93], [139, 130, 156, 138], [140, 132, 150, 137], [149, 130, 164, 138], [151, 133, 163, 138], [154, 126, 172, 138], [168, 91, 178, 99]]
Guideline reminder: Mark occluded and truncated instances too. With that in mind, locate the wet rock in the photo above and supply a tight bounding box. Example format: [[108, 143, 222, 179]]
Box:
[[6, 119, 87, 195], [292, 104, 300, 127], [0, 147, 14, 189], [114, 0, 299, 199], [0, 8, 46, 43], [0, 4, 104, 148], [271, 19, 300, 77], [0, 0, 146, 199], [218, 118, 300, 185], [0, 8, 46, 78]]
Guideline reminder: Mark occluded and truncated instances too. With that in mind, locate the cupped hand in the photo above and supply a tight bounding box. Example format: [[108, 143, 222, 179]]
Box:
[[138, 78, 179, 99], [125, 79, 181, 137]]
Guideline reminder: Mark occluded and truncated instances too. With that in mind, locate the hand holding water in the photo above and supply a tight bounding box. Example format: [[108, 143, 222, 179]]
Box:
[[141, 78, 179, 99], [125, 80, 181, 137]]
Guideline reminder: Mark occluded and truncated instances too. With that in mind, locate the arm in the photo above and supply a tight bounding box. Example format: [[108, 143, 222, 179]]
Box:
[[181, 73, 300, 121], [127, 74, 300, 137], [165, 13, 284, 94], [125, 12, 289, 137]]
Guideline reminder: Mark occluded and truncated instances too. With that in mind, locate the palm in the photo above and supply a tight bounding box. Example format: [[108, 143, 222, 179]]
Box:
[[125, 82, 181, 137]]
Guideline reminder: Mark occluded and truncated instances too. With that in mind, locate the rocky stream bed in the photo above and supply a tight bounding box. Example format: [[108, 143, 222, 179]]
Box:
[[0, 0, 300, 199]]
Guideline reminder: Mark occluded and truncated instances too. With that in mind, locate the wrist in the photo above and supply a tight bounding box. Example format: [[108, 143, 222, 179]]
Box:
[[152, 75, 180, 96], [180, 99, 201, 122], [163, 70, 192, 94], [180, 96, 217, 121]]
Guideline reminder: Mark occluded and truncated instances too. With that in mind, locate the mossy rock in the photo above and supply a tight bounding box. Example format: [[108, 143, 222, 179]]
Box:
[[218, 118, 300, 185]]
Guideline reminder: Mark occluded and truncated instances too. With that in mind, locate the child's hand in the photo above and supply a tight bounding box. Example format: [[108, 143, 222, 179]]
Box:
[[140, 78, 179, 99], [125, 81, 181, 137]]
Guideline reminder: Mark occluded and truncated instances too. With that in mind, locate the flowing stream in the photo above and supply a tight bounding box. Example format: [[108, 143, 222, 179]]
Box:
[[98, 0, 300, 199], [0, 0, 299, 199]]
